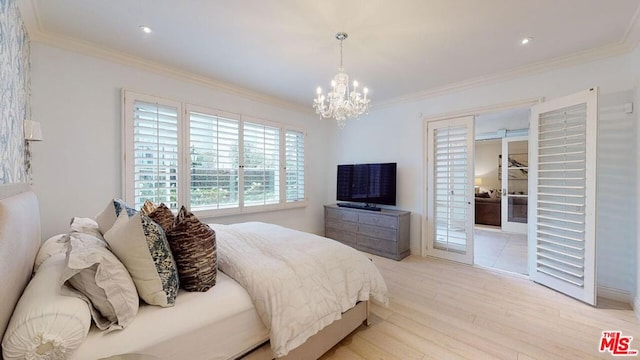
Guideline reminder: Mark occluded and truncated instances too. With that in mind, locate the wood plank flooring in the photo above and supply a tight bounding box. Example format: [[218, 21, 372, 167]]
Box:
[[320, 255, 639, 360]]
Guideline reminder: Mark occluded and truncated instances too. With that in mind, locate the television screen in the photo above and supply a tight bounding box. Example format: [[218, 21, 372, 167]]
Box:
[[337, 163, 396, 206]]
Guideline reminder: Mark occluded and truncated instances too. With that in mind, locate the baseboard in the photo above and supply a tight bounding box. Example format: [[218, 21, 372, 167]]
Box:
[[634, 296, 640, 320], [598, 285, 632, 304]]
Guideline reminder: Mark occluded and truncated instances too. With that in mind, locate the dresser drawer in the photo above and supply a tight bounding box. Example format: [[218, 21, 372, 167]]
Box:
[[358, 224, 397, 240], [357, 235, 397, 254], [326, 218, 357, 232], [325, 227, 356, 247], [358, 213, 398, 229], [326, 207, 358, 222]]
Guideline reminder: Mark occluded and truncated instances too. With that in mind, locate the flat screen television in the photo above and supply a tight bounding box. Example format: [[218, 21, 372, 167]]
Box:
[[336, 162, 397, 209]]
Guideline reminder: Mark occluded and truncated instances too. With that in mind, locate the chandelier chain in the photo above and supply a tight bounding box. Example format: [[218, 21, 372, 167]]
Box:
[[339, 38, 343, 69]]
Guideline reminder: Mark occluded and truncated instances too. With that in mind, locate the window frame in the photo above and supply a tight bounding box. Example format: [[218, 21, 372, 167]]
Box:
[[122, 90, 307, 217]]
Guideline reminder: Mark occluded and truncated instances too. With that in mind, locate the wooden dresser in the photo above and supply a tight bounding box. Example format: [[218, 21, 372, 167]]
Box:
[[324, 204, 410, 260]]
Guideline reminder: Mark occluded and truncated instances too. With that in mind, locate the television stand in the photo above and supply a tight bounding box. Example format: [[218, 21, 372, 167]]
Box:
[[324, 204, 411, 260], [337, 203, 382, 212]]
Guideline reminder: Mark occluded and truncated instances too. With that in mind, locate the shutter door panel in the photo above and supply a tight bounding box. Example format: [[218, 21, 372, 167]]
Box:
[[434, 126, 469, 252], [426, 116, 474, 264], [529, 89, 597, 305]]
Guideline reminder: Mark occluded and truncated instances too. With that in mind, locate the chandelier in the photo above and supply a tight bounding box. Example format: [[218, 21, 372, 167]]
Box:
[[313, 32, 370, 127]]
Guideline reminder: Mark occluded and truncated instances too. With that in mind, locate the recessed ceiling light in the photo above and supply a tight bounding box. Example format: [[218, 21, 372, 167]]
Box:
[[138, 25, 153, 34], [521, 37, 533, 45]]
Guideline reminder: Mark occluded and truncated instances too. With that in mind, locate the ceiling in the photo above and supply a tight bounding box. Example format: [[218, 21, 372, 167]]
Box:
[[18, 0, 640, 108]]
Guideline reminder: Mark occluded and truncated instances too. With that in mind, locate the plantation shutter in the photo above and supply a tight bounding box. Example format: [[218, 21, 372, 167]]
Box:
[[529, 88, 597, 305], [285, 129, 305, 203], [188, 109, 240, 211], [124, 90, 306, 216], [243, 120, 280, 207], [130, 100, 180, 210], [426, 116, 474, 264]]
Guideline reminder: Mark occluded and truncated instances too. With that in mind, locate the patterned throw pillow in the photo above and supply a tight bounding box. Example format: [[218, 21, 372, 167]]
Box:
[[95, 199, 137, 235], [104, 211, 179, 307], [140, 200, 175, 233], [166, 206, 217, 292]]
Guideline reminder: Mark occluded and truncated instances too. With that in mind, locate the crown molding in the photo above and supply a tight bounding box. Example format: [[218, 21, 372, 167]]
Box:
[[622, 4, 640, 51], [32, 32, 312, 114], [375, 41, 635, 110], [17, 0, 312, 115], [18, 0, 640, 114], [16, 0, 42, 35]]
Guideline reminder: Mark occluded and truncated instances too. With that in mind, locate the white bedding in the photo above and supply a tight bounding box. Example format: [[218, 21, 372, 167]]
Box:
[[71, 272, 269, 360], [210, 222, 389, 357]]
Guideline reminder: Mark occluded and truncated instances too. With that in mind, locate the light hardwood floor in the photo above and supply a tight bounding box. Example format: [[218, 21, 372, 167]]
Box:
[[320, 255, 639, 360]]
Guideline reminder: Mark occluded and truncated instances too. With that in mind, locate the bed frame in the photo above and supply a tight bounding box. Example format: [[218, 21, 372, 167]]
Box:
[[241, 301, 368, 360], [0, 183, 368, 360], [0, 183, 40, 349]]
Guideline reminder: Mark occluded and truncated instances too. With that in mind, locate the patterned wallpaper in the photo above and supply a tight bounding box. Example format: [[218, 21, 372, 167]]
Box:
[[0, 0, 30, 184]]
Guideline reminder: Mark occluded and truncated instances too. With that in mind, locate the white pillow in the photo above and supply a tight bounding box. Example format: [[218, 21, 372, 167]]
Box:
[[70, 216, 104, 240], [61, 232, 139, 332], [1, 253, 91, 360], [104, 211, 179, 307], [34, 234, 70, 272]]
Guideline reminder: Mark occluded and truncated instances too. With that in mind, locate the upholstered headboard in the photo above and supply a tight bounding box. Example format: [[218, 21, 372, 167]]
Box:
[[0, 184, 41, 346]]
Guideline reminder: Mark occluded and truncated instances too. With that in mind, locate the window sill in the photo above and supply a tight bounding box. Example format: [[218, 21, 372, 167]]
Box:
[[193, 200, 307, 219]]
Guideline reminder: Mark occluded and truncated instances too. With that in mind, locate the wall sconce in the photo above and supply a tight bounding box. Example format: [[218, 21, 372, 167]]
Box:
[[24, 120, 43, 141]]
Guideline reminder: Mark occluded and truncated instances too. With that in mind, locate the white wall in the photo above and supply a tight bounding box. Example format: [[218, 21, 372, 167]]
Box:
[[328, 51, 638, 297], [636, 84, 640, 314], [30, 43, 332, 239], [637, 86, 640, 315], [596, 90, 637, 301], [636, 115, 640, 315], [633, 46, 640, 316]]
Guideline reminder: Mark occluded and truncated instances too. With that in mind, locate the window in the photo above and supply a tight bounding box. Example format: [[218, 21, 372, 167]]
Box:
[[189, 109, 240, 211], [124, 95, 181, 210], [285, 129, 305, 203], [243, 120, 280, 207], [123, 90, 306, 215]]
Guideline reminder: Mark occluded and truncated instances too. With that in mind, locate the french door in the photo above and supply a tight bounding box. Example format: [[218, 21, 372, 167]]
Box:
[[426, 116, 474, 264], [529, 88, 598, 305], [501, 136, 529, 234]]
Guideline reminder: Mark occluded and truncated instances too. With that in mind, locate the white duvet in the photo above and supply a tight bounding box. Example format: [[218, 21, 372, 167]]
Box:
[[209, 222, 389, 357]]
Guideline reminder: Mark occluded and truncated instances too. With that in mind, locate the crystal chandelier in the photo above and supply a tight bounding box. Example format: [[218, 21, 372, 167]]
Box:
[[313, 32, 370, 128]]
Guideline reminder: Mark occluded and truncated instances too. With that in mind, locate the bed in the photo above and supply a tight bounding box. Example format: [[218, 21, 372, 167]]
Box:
[[0, 184, 388, 359]]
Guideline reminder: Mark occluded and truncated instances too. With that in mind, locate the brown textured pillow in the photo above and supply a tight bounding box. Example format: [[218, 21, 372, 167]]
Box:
[[166, 206, 217, 292], [140, 200, 157, 216], [140, 200, 175, 233]]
